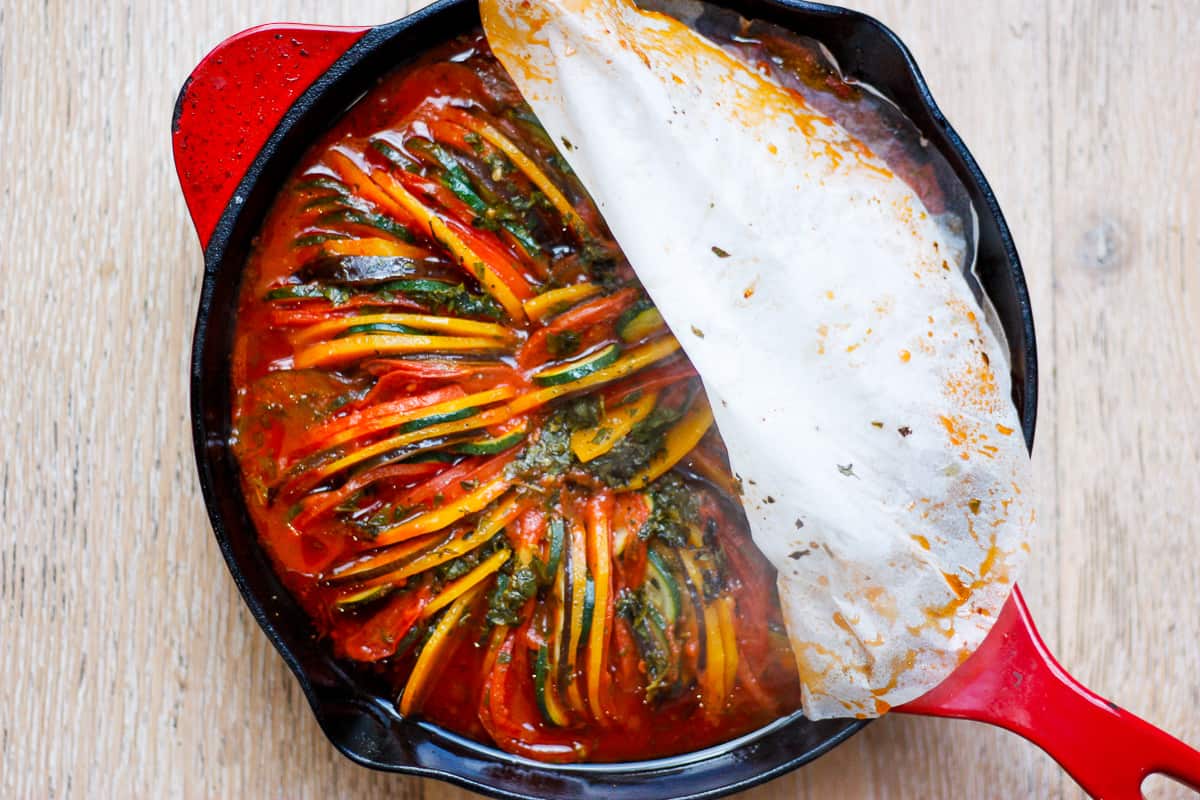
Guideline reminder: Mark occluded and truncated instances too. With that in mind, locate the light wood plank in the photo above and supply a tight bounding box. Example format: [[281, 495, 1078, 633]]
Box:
[[1048, 2, 1200, 799]]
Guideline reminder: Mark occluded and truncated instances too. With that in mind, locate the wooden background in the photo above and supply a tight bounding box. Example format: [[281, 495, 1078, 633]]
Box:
[[2, 0, 1198, 797]]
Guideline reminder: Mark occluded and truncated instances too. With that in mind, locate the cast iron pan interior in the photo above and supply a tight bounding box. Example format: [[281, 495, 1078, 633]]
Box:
[[185, 0, 1037, 797]]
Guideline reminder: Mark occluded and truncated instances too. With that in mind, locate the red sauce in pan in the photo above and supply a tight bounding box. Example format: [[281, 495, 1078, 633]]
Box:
[[230, 33, 804, 762]]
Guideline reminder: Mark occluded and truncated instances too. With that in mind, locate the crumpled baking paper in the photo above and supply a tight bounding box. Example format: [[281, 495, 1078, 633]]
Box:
[[482, 0, 1035, 718]]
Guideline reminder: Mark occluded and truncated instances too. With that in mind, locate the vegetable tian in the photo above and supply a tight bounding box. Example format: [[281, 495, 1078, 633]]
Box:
[[482, 0, 1035, 720], [231, 32, 809, 762]]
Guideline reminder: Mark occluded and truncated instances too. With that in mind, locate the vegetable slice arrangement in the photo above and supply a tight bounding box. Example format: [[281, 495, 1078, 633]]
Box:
[[230, 33, 801, 763]]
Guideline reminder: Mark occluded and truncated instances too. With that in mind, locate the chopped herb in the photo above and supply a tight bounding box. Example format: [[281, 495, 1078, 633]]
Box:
[[380, 280, 502, 320], [690, 325, 705, 339], [871, 421, 884, 429], [711, 246, 731, 258], [968, 498, 982, 515], [507, 405, 593, 482], [484, 151, 511, 180], [562, 395, 602, 429], [788, 549, 811, 560], [616, 587, 676, 700], [587, 401, 684, 487], [837, 463, 858, 478], [546, 330, 582, 358], [898, 426, 913, 437], [487, 565, 539, 625], [638, 475, 698, 547]]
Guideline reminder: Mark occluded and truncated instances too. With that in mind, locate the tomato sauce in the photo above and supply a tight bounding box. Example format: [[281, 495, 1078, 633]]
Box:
[[230, 31, 805, 762]]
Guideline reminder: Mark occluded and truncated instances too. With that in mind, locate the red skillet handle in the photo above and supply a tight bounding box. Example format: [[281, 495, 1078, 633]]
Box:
[[172, 23, 369, 250], [898, 585, 1200, 798]]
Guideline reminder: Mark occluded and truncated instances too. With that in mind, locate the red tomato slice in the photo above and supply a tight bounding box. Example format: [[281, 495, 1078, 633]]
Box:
[[333, 584, 432, 662]]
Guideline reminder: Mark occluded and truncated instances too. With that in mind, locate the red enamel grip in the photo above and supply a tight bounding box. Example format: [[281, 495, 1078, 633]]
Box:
[[899, 585, 1200, 798], [172, 23, 369, 250]]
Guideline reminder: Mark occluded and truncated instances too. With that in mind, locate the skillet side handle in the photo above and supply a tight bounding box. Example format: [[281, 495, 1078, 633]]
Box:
[[172, 24, 369, 250], [898, 585, 1200, 799]]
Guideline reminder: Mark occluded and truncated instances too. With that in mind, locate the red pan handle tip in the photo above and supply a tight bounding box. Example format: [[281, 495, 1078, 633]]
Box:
[[172, 23, 369, 250], [898, 585, 1200, 799]]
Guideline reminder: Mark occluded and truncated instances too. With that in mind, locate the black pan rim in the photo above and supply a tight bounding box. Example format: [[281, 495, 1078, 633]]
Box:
[[183, 0, 1037, 796]]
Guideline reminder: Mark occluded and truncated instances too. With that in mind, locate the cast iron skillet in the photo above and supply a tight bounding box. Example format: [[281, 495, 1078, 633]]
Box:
[[174, 1, 1038, 797]]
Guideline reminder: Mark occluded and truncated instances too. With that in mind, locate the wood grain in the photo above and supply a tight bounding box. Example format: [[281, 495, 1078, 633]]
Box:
[[0, 0, 1195, 797]]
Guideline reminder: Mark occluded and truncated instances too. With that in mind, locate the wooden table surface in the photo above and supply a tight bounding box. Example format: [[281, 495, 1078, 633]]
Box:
[[3, 0, 1198, 797]]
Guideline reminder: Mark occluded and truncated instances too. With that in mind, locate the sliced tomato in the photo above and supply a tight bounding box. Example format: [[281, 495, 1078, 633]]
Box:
[[286, 385, 466, 459], [611, 491, 651, 586], [394, 450, 514, 512], [602, 357, 697, 405], [509, 506, 548, 555], [333, 584, 432, 662], [441, 215, 537, 300], [424, 119, 482, 155], [392, 170, 537, 298], [477, 628, 582, 762], [519, 288, 639, 368], [363, 358, 524, 389], [291, 460, 448, 530]]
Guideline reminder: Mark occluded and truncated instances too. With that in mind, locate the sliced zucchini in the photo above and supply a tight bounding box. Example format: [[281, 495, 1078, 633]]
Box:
[[533, 343, 621, 387], [294, 334, 509, 369], [644, 549, 681, 624], [511, 337, 681, 413], [296, 176, 349, 194], [318, 209, 414, 242], [264, 283, 351, 304], [616, 301, 666, 343], [621, 591, 676, 700], [294, 232, 349, 248], [498, 219, 542, 257], [339, 322, 423, 338], [452, 427, 527, 456], [385, 278, 460, 294], [578, 575, 596, 646], [409, 138, 490, 215], [333, 582, 397, 612], [399, 406, 480, 433], [535, 644, 571, 726], [559, 518, 590, 715], [399, 385, 518, 434], [302, 312, 514, 344], [369, 138, 418, 170], [545, 517, 565, 578]]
